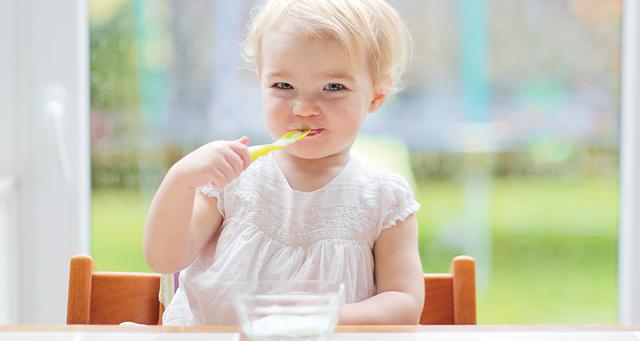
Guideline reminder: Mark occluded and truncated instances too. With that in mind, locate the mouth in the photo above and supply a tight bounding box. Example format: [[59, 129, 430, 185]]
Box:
[[306, 128, 324, 137], [291, 128, 324, 138]]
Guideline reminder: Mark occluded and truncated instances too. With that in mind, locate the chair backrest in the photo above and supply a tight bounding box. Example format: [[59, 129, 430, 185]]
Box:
[[66, 255, 162, 325], [67, 254, 476, 325], [420, 255, 477, 325]]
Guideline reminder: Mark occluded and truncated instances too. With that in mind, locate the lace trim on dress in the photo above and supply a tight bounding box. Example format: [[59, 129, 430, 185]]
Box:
[[382, 201, 420, 230], [199, 183, 225, 217], [200, 183, 217, 198]]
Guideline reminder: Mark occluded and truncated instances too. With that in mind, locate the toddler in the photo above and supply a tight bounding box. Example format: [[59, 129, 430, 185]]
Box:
[[144, 0, 424, 326]]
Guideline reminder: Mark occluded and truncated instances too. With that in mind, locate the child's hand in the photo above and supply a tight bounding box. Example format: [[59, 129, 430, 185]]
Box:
[[170, 136, 251, 189]]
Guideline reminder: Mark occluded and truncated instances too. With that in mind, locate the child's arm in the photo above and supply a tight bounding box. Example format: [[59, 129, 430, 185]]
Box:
[[143, 137, 250, 274], [339, 214, 424, 324]]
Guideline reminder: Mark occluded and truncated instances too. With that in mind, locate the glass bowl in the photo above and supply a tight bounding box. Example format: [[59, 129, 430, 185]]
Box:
[[232, 280, 344, 341]]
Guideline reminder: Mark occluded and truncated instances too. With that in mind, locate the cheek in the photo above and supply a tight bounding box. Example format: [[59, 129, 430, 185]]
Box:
[[262, 98, 289, 131], [262, 96, 284, 117], [328, 97, 368, 119], [262, 95, 276, 111]]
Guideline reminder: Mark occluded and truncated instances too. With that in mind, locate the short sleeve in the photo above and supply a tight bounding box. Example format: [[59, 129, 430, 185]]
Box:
[[380, 175, 420, 230], [199, 182, 225, 217]]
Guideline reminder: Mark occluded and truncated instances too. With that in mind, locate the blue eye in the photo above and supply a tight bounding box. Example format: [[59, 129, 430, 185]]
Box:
[[273, 82, 294, 90], [324, 83, 345, 91]]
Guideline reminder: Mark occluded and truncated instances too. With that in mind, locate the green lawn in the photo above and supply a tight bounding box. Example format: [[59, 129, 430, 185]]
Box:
[[91, 189, 152, 272], [91, 175, 618, 324]]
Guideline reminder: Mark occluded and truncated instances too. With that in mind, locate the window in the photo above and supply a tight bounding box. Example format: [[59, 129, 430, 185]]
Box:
[[89, 0, 621, 323]]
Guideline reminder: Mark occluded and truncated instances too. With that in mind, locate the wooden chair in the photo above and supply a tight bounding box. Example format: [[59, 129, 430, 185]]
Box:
[[66, 255, 162, 325], [421, 255, 476, 324], [66, 254, 476, 325]]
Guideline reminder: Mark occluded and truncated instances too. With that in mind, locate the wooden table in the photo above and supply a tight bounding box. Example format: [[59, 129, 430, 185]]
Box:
[[1, 325, 639, 340]]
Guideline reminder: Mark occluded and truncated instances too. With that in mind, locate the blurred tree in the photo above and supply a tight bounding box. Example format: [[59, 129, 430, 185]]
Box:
[[90, 1, 140, 113]]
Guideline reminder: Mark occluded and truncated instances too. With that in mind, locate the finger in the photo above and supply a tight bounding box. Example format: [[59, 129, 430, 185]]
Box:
[[218, 158, 236, 180], [210, 153, 234, 181], [229, 141, 251, 169], [223, 150, 245, 176], [236, 136, 249, 145], [210, 169, 226, 189]]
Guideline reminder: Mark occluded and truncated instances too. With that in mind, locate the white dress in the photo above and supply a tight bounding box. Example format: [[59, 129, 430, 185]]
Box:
[[162, 153, 420, 326]]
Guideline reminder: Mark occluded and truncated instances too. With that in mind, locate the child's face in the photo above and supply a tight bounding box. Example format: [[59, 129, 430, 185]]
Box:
[[259, 29, 386, 161]]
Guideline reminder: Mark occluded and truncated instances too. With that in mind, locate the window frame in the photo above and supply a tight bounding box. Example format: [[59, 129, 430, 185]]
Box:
[[0, 0, 90, 323], [619, 0, 640, 324]]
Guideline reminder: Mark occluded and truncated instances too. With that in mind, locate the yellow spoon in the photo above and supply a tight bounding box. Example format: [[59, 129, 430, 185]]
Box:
[[249, 129, 311, 162]]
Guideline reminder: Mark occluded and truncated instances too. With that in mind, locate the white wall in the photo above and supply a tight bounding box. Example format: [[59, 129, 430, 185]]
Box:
[[0, 0, 17, 169], [0, 180, 17, 324], [0, 0, 90, 323], [620, 0, 640, 324], [0, 0, 19, 325]]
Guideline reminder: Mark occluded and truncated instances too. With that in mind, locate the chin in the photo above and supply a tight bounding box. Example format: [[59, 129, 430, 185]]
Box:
[[290, 144, 353, 161], [287, 148, 334, 160]]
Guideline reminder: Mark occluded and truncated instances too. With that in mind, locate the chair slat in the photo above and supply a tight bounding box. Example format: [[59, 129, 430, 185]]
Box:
[[451, 255, 477, 324], [90, 272, 160, 325], [421, 274, 454, 324], [66, 255, 93, 324]]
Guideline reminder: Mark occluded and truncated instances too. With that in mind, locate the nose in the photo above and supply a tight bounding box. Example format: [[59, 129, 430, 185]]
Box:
[[292, 96, 320, 118]]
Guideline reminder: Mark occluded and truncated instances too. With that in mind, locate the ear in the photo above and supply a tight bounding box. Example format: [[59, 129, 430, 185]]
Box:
[[368, 76, 392, 113]]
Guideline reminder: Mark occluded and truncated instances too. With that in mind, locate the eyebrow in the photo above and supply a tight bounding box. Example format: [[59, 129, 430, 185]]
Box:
[[320, 71, 355, 82], [263, 71, 290, 79], [263, 70, 355, 82]]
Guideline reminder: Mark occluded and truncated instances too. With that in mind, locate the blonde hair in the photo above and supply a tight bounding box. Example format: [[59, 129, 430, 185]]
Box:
[[241, 0, 412, 95]]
